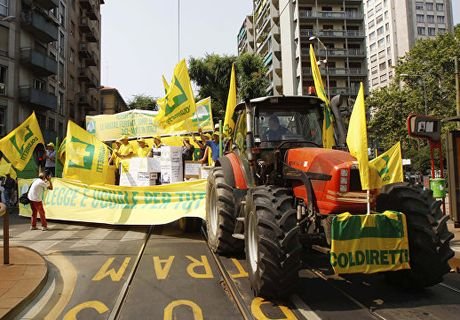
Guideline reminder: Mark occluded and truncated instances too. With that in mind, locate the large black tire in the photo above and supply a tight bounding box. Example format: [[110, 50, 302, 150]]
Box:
[[376, 183, 454, 289], [245, 186, 302, 299], [206, 167, 243, 254]]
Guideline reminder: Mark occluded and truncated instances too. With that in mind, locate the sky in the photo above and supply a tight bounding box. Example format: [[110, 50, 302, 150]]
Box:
[[101, 1, 460, 103], [101, 0, 253, 103]]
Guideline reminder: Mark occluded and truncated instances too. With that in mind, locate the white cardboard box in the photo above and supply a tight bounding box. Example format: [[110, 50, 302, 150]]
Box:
[[119, 157, 160, 186]]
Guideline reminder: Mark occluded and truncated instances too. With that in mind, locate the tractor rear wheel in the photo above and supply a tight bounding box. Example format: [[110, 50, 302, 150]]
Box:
[[206, 167, 243, 254], [376, 183, 454, 289], [245, 186, 302, 299]]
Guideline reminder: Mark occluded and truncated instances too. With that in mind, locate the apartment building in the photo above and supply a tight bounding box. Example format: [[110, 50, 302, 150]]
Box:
[[365, 0, 454, 90], [0, 0, 103, 142], [100, 86, 127, 115], [237, 15, 255, 55], [253, 0, 283, 95], [280, 0, 367, 96]]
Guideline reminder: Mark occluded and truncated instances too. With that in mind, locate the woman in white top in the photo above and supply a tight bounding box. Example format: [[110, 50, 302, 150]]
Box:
[[28, 172, 53, 231]]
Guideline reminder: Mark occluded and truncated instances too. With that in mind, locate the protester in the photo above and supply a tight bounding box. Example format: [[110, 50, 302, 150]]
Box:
[[45, 142, 56, 176], [149, 136, 164, 158], [116, 135, 134, 160], [3, 173, 16, 207], [182, 137, 195, 161], [193, 133, 211, 165], [28, 171, 53, 231], [136, 138, 150, 157], [108, 139, 122, 166], [198, 128, 220, 163]]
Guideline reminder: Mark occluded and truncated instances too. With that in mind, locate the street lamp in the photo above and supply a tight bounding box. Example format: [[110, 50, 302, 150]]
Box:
[[309, 35, 330, 100], [400, 73, 428, 115]]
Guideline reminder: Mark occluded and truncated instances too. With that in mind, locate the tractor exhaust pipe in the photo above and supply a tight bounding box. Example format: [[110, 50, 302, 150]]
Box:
[[330, 94, 348, 147]]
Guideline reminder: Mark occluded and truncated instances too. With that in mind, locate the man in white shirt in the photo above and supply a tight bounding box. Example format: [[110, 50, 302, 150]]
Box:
[[28, 172, 53, 231]]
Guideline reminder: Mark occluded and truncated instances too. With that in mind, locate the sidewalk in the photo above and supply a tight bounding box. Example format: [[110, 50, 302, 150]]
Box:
[[0, 246, 48, 319]]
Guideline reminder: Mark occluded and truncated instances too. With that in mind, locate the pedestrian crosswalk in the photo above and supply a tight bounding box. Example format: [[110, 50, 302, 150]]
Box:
[[9, 222, 149, 254]]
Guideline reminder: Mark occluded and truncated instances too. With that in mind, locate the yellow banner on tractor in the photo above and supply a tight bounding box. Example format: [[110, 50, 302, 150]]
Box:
[[18, 178, 206, 225], [330, 211, 410, 274]]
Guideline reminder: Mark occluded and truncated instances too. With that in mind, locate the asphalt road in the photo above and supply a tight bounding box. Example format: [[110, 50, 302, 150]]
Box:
[[7, 212, 460, 320]]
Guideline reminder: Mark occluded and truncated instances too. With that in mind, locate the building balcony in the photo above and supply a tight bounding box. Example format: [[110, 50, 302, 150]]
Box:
[[317, 30, 365, 38], [330, 87, 360, 96], [299, 10, 363, 20], [78, 43, 97, 66], [303, 67, 366, 77], [81, 0, 98, 20], [78, 68, 98, 88], [20, 48, 57, 77], [19, 87, 57, 110], [79, 17, 98, 42], [317, 48, 366, 57], [78, 93, 97, 111], [21, 10, 58, 43], [22, 0, 58, 10]]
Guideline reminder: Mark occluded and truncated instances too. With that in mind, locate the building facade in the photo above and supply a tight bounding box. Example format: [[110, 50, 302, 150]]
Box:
[[253, 0, 283, 95], [237, 15, 255, 55], [365, 0, 454, 90], [0, 0, 103, 142], [280, 0, 367, 96], [100, 86, 127, 115]]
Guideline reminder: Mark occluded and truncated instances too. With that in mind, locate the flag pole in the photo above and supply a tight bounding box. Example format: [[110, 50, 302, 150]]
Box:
[[367, 190, 371, 215]]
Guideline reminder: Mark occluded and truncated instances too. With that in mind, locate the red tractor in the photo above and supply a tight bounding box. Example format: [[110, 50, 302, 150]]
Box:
[[206, 96, 454, 298]]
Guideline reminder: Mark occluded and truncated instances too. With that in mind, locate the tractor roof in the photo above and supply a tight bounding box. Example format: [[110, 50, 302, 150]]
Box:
[[235, 95, 324, 112]]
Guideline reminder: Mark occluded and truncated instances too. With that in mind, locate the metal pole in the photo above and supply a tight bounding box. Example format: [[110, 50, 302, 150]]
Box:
[[1, 204, 9, 265], [325, 47, 330, 101], [178, 0, 181, 61], [456, 57, 460, 121]]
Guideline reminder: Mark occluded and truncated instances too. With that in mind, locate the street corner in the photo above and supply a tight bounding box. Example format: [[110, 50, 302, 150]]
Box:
[[0, 246, 48, 319]]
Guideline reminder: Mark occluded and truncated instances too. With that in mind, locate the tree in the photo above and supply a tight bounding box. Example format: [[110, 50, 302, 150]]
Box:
[[366, 25, 460, 172], [128, 94, 158, 110], [188, 53, 268, 121]]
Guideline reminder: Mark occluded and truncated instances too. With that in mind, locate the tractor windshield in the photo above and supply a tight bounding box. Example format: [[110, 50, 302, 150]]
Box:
[[255, 108, 323, 146]]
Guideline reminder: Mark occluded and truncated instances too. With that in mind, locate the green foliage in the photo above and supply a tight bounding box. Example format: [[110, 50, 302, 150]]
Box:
[[128, 94, 157, 110], [188, 53, 268, 121], [367, 26, 460, 172]]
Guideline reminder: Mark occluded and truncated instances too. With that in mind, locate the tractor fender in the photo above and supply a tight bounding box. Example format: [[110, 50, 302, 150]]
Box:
[[216, 153, 248, 190]]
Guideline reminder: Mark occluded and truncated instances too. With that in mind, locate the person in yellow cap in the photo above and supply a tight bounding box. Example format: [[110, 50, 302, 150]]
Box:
[[44, 142, 56, 176], [116, 135, 134, 160], [148, 135, 164, 158], [108, 139, 122, 166], [136, 138, 150, 157], [193, 132, 211, 165]]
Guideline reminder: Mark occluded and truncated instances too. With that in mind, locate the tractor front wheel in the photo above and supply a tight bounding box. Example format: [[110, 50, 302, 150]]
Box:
[[376, 183, 454, 289], [206, 167, 243, 254], [245, 186, 302, 298]]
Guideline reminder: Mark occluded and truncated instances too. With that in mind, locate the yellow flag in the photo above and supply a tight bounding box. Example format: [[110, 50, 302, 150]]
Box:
[[57, 137, 67, 163], [309, 45, 334, 149], [162, 75, 170, 94], [0, 158, 17, 179], [0, 112, 44, 171], [223, 63, 237, 136], [156, 59, 196, 127], [64, 121, 110, 185], [369, 142, 404, 189], [346, 83, 369, 190]]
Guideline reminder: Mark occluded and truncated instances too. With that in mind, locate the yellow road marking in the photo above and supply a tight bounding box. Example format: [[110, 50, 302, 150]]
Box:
[[164, 300, 203, 320], [63, 300, 109, 320], [153, 256, 175, 280], [186, 255, 213, 279], [92, 257, 131, 282]]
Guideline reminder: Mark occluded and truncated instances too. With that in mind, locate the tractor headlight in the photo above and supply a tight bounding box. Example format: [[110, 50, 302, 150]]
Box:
[[340, 169, 349, 177]]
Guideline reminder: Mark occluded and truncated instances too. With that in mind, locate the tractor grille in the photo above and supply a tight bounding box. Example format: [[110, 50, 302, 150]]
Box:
[[349, 169, 362, 192]]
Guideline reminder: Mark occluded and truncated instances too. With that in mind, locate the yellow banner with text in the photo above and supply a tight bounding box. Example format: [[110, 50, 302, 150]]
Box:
[[18, 178, 206, 225]]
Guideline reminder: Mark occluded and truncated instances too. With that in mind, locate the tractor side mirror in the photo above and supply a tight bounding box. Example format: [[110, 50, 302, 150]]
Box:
[[407, 114, 441, 142]]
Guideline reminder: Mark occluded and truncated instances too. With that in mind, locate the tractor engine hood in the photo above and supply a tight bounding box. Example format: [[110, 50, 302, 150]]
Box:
[[285, 147, 367, 215]]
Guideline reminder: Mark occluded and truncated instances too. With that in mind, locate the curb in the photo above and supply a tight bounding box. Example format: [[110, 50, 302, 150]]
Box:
[[3, 246, 49, 320]]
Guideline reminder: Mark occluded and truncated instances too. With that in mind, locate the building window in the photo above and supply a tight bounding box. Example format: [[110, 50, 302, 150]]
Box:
[[0, 65, 6, 96], [377, 26, 384, 35], [369, 31, 376, 41], [388, 59, 392, 67], [416, 14, 425, 23], [370, 42, 376, 52], [48, 117, 55, 131], [417, 27, 426, 35], [439, 28, 446, 34], [59, 2, 65, 26], [378, 38, 385, 48], [376, 14, 383, 24], [436, 3, 444, 11], [69, 75, 74, 89], [59, 62, 64, 84], [0, 26, 8, 57], [369, 20, 375, 29], [58, 92, 64, 114], [428, 27, 436, 36], [370, 54, 377, 63], [34, 79, 45, 90], [0, 0, 7, 16], [70, 21, 75, 36], [427, 15, 435, 23], [59, 122, 64, 138], [437, 16, 445, 24], [379, 62, 386, 71], [386, 35, 390, 44], [426, 2, 434, 11], [415, 2, 424, 10], [70, 48, 74, 63], [49, 84, 55, 94], [59, 32, 65, 57]]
